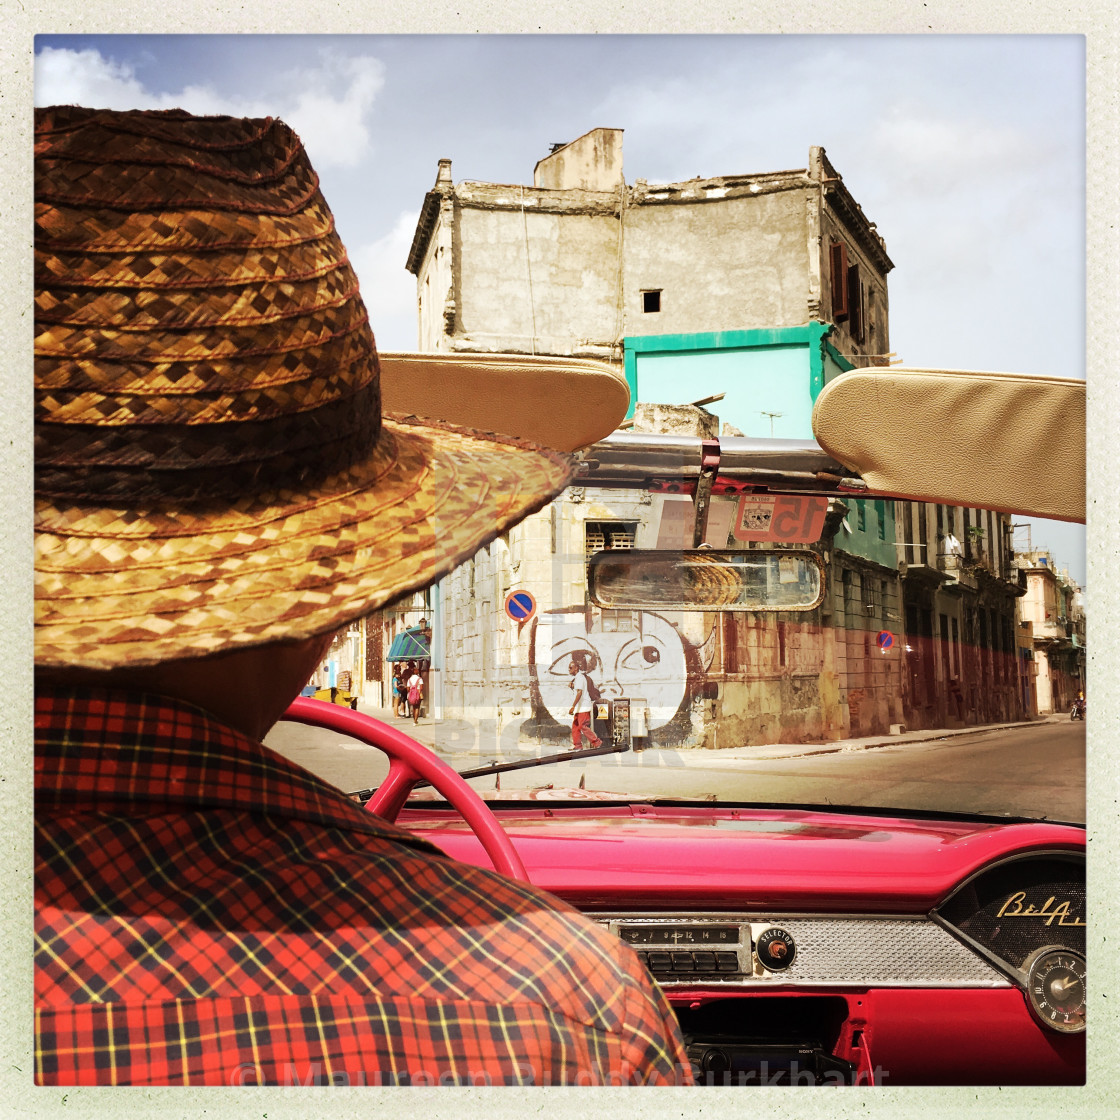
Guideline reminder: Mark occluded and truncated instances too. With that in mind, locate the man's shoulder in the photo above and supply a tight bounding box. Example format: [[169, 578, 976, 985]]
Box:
[[280, 831, 653, 1034]]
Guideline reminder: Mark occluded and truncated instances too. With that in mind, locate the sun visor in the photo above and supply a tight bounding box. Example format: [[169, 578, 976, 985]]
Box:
[[811, 369, 1085, 523], [379, 352, 630, 452]]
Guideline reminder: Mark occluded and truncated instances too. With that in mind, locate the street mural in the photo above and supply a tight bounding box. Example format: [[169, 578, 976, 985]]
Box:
[[527, 606, 717, 744]]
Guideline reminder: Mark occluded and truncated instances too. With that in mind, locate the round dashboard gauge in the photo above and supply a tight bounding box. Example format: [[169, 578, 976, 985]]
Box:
[[1024, 948, 1086, 1034]]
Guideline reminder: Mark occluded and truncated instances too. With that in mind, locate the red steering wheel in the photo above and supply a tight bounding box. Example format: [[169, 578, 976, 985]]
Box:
[[282, 697, 530, 882]]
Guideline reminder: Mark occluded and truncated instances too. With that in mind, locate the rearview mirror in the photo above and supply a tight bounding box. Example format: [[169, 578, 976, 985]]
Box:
[[587, 549, 826, 611]]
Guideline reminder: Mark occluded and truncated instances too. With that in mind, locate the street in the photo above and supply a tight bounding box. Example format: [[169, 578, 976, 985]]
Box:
[[264, 713, 1085, 824]]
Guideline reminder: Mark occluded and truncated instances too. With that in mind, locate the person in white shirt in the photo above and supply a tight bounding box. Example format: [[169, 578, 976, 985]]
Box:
[[406, 663, 424, 724], [567, 658, 603, 749]]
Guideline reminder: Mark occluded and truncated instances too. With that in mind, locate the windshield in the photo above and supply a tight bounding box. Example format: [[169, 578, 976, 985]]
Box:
[[267, 470, 1086, 825]]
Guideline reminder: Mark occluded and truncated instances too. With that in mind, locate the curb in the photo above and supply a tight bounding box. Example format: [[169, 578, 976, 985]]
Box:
[[673, 717, 1061, 765]]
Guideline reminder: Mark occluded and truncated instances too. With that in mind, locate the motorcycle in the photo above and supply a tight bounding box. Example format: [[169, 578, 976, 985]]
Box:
[[1070, 697, 1086, 721]]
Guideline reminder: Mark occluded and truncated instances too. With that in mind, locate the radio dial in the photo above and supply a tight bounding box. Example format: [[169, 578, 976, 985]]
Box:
[[700, 1047, 731, 1075], [756, 926, 796, 971]]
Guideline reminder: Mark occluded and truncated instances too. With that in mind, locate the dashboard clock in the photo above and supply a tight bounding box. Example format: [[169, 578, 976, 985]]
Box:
[[1024, 947, 1086, 1034]]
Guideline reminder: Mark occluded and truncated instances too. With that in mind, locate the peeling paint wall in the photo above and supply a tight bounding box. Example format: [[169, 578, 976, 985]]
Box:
[[411, 144, 894, 365], [622, 189, 813, 338], [534, 128, 624, 191]]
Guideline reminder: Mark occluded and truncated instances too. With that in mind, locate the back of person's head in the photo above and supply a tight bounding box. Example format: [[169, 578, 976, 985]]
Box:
[[34, 107, 630, 678]]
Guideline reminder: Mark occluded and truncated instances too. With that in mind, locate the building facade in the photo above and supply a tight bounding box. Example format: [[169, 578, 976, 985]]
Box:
[[895, 501, 1025, 730], [1014, 551, 1086, 715], [407, 130, 891, 404]]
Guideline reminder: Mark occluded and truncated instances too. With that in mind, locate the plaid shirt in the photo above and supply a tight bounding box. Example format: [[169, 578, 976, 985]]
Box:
[[35, 687, 692, 1086]]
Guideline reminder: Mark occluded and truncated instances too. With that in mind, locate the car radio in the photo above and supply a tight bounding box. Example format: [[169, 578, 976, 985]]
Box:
[[684, 1037, 858, 1086]]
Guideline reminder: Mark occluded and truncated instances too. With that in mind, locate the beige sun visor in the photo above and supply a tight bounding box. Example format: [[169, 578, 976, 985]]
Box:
[[379, 352, 630, 453], [811, 368, 1085, 523]]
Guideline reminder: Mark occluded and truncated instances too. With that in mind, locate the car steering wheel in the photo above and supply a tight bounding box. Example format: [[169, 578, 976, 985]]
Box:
[[282, 696, 530, 882]]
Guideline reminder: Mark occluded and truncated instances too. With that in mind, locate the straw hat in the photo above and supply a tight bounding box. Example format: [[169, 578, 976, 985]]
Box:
[[35, 106, 630, 670]]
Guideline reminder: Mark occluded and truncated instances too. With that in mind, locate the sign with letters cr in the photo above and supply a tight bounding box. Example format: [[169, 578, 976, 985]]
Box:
[[733, 494, 829, 543]]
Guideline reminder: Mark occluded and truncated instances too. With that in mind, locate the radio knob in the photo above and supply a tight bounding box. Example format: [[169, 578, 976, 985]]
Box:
[[756, 926, 797, 971], [700, 1047, 731, 1075]]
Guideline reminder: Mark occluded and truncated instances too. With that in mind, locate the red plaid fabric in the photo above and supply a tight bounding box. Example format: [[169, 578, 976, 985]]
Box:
[[35, 687, 693, 1086]]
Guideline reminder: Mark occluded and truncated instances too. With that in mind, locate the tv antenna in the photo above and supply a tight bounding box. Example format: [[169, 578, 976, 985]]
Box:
[[760, 410, 783, 437]]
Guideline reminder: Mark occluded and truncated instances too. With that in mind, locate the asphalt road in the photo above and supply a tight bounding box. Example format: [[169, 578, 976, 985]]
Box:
[[497, 721, 1086, 823], [264, 715, 1085, 824]]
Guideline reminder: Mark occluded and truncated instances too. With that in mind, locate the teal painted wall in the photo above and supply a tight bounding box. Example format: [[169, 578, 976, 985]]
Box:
[[834, 497, 898, 569], [625, 324, 840, 438], [635, 345, 814, 438]]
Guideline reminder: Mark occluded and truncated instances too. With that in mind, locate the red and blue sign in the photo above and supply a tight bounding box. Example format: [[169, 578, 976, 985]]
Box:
[[877, 630, 895, 651], [505, 590, 537, 623]]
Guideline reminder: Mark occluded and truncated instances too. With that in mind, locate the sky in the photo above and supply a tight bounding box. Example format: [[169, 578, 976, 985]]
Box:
[[32, 33, 1088, 586]]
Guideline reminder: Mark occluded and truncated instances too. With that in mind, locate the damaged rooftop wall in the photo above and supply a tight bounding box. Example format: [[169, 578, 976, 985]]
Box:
[[411, 141, 891, 363]]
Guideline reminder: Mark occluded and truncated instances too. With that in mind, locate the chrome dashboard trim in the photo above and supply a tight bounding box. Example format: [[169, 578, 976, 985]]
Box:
[[590, 911, 1012, 989]]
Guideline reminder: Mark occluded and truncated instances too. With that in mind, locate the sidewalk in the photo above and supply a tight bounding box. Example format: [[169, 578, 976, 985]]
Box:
[[671, 713, 1067, 765], [355, 699, 484, 754], [356, 696, 1065, 767]]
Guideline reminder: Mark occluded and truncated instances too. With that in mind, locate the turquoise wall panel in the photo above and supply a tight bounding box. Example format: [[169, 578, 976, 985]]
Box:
[[635, 345, 814, 438], [836, 498, 898, 569]]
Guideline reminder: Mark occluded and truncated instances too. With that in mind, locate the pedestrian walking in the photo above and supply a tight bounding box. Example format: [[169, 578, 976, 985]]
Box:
[[567, 658, 603, 749], [406, 662, 424, 724]]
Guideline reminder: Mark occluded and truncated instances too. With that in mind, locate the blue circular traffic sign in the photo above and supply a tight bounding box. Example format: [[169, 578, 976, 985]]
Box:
[[877, 630, 894, 650], [505, 590, 537, 622]]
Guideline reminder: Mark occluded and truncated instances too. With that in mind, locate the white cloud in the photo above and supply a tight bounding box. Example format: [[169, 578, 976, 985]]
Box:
[[348, 210, 421, 351], [33, 46, 384, 169], [279, 53, 385, 170], [35, 47, 153, 110], [868, 102, 1037, 190]]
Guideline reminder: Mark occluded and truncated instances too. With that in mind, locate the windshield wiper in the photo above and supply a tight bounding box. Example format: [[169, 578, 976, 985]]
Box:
[[348, 740, 629, 800], [452, 741, 629, 782]]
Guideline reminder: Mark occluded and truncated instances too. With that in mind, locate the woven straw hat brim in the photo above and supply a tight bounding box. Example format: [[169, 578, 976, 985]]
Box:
[[35, 413, 575, 670]]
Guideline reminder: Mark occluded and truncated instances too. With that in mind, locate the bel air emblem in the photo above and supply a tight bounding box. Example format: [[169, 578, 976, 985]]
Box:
[[996, 892, 1085, 928]]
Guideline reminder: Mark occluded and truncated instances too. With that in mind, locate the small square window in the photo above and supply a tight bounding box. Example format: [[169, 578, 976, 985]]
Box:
[[642, 290, 661, 313]]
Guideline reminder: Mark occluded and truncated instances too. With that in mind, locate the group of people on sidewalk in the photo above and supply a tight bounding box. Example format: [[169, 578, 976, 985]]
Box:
[[392, 661, 425, 724]]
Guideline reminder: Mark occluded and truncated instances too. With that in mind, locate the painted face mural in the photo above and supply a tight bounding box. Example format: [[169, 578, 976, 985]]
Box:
[[532, 609, 690, 732]]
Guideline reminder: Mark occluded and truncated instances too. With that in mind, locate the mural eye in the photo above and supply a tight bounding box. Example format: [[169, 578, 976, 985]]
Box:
[[620, 642, 664, 672]]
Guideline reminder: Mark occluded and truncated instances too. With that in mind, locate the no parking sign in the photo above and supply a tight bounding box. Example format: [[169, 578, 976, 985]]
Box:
[[505, 589, 537, 636], [877, 630, 895, 652]]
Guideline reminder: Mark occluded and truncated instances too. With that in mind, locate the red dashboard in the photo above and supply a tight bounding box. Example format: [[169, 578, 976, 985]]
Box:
[[401, 803, 1086, 1086]]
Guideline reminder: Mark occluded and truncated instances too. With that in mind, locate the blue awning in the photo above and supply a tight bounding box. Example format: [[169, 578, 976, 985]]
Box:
[[386, 626, 431, 662]]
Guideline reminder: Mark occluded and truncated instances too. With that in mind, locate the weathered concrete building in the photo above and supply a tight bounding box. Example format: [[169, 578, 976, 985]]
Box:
[[433, 401, 888, 750], [429, 397, 908, 750], [896, 502, 1024, 729], [407, 130, 891, 440], [1014, 550, 1085, 715]]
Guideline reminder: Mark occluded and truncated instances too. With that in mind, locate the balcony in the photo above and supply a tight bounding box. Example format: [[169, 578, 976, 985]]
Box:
[[938, 553, 978, 591], [1032, 618, 1071, 644]]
